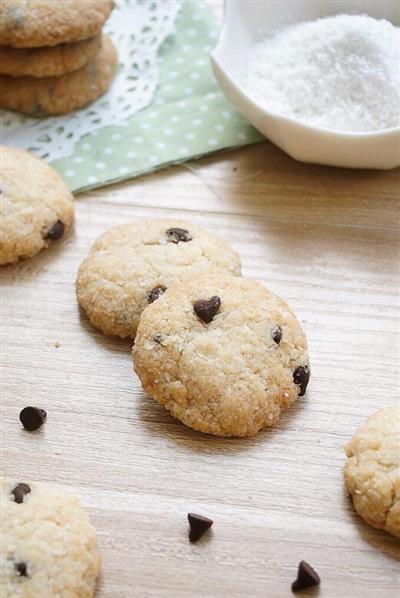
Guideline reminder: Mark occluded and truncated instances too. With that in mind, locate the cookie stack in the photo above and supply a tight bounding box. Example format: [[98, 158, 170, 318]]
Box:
[[0, 0, 117, 115], [76, 219, 311, 438]]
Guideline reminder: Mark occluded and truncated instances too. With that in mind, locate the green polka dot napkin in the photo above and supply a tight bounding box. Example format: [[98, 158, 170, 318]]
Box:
[[52, 0, 262, 193]]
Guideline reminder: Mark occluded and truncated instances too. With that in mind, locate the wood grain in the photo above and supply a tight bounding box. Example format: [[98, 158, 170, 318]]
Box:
[[1, 4, 399, 597]]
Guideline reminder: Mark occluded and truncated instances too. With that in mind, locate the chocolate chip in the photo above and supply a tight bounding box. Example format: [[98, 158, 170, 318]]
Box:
[[153, 333, 164, 345], [43, 220, 65, 241], [11, 483, 31, 504], [166, 227, 192, 244], [15, 562, 28, 577], [187, 513, 213, 542], [19, 406, 47, 431], [293, 366, 310, 396], [193, 296, 221, 324], [271, 325, 282, 344], [147, 285, 166, 304], [291, 560, 320, 592]]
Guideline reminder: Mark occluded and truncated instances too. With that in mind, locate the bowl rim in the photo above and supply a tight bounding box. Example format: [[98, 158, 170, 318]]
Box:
[[211, 15, 400, 140]]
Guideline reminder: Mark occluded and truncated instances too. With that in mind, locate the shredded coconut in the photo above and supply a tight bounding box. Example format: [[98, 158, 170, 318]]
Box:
[[243, 14, 400, 132]]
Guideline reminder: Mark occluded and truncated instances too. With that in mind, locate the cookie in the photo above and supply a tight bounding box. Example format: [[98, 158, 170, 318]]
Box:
[[76, 220, 241, 339], [0, 34, 101, 78], [0, 478, 101, 597], [0, 35, 118, 115], [344, 406, 400, 537], [0, 0, 113, 48], [0, 146, 74, 266], [133, 273, 310, 437]]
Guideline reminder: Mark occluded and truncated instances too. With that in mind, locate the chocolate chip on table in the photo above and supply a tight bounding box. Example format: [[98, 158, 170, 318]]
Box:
[[15, 562, 28, 577], [43, 219, 65, 241], [291, 560, 320, 592], [193, 296, 221, 324], [187, 513, 213, 543], [147, 285, 166, 304], [293, 365, 310, 396], [19, 406, 47, 431], [271, 325, 282, 344], [166, 227, 192, 244], [11, 483, 31, 504]]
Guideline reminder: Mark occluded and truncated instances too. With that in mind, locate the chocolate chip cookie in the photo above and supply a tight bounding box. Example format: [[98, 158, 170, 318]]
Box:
[[133, 273, 310, 437], [344, 405, 400, 537], [0, 146, 74, 265], [0, 477, 101, 597], [0, 34, 101, 78], [76, 220, 241, 339], [0, 0, 113, 48], [0, 35, 118, 115]]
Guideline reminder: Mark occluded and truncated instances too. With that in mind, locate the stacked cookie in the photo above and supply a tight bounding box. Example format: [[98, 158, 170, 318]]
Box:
[[0, 0, 117, 115], [76, 219, 311, 437]]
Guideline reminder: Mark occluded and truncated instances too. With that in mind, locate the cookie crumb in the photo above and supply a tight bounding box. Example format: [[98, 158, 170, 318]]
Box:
[[54, 342, 61, 348]]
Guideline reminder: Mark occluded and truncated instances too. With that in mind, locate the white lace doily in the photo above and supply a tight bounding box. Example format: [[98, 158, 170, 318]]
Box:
[[1, 0, 181, 161]]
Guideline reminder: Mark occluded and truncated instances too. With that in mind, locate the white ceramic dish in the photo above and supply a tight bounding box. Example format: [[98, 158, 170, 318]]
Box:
[[211, 0, 400, 170]]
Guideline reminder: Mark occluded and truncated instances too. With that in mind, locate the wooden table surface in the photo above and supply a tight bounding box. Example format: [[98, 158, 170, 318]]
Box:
[[2, 4, 400, 597]]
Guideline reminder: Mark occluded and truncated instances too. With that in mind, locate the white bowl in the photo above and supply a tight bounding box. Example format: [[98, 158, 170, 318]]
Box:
[[211, 0, 400, 170]]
